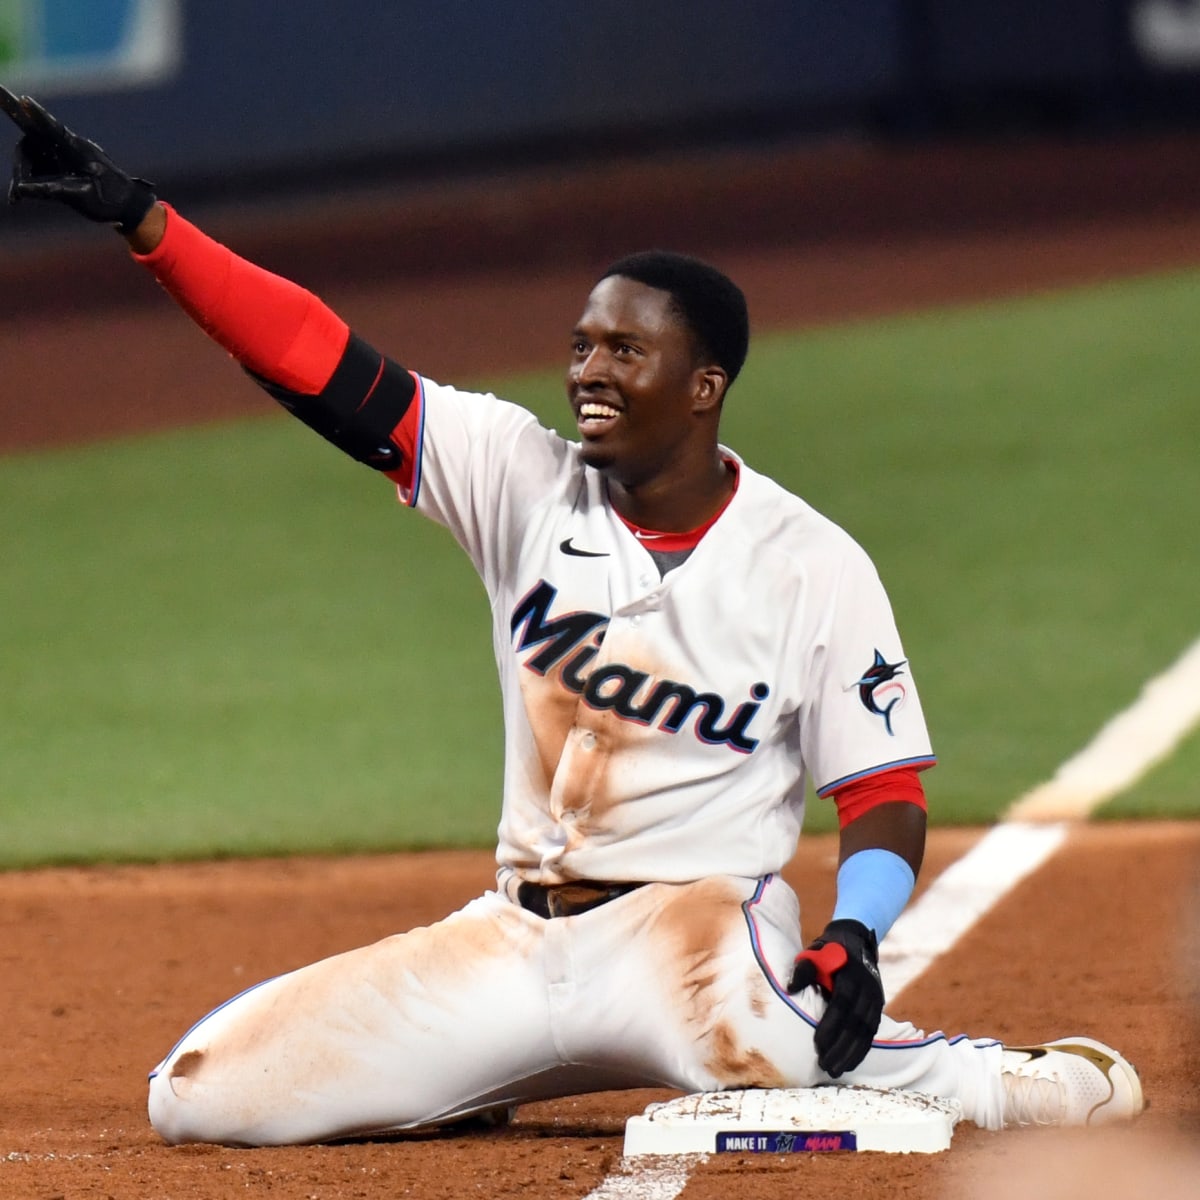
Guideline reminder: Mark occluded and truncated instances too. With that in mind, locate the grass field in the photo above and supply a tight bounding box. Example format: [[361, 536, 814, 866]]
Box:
[[2, 270, 1197, 866]]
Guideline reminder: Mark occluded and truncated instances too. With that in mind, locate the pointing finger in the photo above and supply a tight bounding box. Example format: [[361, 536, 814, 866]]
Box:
[[0, 83, 36, 132], [16, 93, 68, 140]]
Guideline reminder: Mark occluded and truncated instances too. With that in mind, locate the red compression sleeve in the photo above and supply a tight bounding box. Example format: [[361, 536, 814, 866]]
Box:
[[131, 204, 349, 394], [832, 766, 927, 831]]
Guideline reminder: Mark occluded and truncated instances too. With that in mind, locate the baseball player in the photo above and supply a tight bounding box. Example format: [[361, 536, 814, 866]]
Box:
[[2, 89, 1144, 1145]]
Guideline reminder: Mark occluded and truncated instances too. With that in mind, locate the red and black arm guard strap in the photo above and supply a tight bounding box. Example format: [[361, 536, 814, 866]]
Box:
[[133, 203, 415, 472], [250, 335, 416, 474]]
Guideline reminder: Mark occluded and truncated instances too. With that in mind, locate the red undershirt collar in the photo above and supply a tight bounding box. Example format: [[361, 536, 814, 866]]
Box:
[[612, 458, 740, 553]]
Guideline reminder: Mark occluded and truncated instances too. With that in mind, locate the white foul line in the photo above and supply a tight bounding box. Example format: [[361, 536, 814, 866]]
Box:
[[582, 1155, 707, 1200], [882, 635, 1200, 1000], [586, 636, 1200, 1198], [1006, 637, 1200, 822], [878, 821, 1068, 999]]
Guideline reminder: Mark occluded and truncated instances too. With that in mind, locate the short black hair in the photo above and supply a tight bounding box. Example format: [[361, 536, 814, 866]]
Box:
[[599, 251, 750, 388]]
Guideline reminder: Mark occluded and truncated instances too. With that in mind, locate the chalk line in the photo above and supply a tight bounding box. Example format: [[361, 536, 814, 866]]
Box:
[[582, 1155, 707, 1200], [1006, 637, 1200, 822], [878, 821, 1068, 998], [883, 634, 1200, 1000]]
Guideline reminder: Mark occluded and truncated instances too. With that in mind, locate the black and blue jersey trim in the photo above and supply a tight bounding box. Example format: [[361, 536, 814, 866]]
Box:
[[740, 874, 989, 1055], [403, 373, 427, 509], [816, 754, 937, 799]]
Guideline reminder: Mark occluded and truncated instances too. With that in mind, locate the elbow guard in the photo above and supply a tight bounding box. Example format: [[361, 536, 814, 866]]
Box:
[[251, 333, 416, 472]]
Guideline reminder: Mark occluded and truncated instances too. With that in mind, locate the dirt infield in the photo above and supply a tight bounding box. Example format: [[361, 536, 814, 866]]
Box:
[[2, 825, 1197, 1198], [2, 136, 1199, 1196]]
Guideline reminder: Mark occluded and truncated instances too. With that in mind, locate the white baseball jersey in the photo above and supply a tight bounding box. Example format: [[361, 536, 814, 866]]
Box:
[[136, 222, 1070, 1151], [400, 377, 935, 886]]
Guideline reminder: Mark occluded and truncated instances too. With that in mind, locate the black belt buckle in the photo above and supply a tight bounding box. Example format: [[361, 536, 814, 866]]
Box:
[[517, 880, 641, 919], [546, 888, 574, 919]]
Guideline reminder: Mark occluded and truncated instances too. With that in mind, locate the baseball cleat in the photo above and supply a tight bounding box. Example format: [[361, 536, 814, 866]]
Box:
[[999, 1037, 1144, 1128]]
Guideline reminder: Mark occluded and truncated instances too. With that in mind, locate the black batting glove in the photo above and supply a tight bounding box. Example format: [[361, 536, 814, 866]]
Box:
[[1, 83, 155, 233], [787, 918, 883, 1079]]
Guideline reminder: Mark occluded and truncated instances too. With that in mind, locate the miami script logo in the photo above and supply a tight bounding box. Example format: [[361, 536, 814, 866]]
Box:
[[510, 580, 769, 754]]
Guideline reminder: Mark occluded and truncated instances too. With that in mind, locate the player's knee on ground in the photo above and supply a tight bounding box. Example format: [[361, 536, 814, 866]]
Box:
[[148, 1043, 333, 1147], [147, 1041, 300, 1147], [148, 1055, 220, 1146]]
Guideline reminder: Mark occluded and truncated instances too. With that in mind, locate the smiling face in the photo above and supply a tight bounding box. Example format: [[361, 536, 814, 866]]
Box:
[[566, 275, 726, 495]]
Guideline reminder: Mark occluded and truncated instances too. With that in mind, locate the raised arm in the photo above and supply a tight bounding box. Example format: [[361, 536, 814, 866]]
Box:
[[2, 86, 419, 481]]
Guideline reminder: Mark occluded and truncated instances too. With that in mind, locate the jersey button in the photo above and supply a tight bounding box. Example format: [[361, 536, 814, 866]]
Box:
[[580, 731, 597, 750]]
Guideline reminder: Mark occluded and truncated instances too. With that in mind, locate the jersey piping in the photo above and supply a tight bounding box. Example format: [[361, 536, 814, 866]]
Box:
[[817, 755, 938, 798]]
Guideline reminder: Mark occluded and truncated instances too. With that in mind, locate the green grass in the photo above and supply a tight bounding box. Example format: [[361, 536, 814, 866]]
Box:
[[1, 421, 503, 863], [2, 268, 1197, 866]]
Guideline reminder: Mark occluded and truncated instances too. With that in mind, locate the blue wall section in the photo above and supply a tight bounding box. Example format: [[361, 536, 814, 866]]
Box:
[[4, 2, 1200, 189], [18, 1, 905, 180]]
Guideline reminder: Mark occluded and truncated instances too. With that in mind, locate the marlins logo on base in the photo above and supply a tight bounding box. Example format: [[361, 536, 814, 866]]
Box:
[[623, 1087, 962, 1156]]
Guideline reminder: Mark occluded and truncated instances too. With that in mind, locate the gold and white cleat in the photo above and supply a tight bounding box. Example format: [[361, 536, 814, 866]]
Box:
[[1000, 1037, 1144, 1128]]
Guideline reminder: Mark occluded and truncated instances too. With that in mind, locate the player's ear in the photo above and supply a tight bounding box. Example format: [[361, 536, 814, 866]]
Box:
[[692, 365, 727, 414]]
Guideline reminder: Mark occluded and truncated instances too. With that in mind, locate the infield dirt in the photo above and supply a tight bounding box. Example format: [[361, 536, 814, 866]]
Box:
[[1, 824, 1197, 1198]]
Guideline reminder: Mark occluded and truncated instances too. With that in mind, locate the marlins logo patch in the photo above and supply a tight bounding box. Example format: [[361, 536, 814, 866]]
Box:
[[852, 649, 907, 735]]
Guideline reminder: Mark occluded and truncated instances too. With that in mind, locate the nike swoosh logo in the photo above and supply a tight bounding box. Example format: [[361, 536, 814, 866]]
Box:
[[559, 538, 609, 558]]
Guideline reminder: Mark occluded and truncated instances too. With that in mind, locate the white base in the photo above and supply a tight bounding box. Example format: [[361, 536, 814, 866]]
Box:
[[623, 1086, 962, 1156]]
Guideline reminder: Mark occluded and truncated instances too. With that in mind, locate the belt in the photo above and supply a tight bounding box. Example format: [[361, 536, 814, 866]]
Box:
[[516, 879, 645, 919]]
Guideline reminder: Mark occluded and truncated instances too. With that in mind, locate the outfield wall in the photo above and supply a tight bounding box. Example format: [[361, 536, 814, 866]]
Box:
[[4, 1, 1200, 191]]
